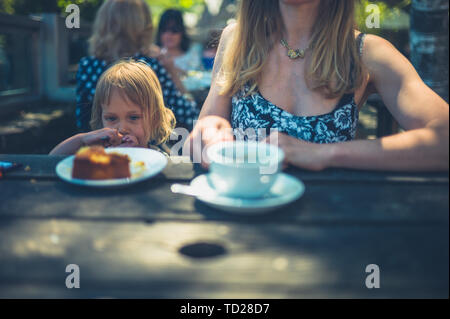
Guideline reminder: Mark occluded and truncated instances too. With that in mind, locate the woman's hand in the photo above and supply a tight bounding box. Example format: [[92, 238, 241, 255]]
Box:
[[80, 128, 124, 148], [156, 48, 186, 76], [147, 44, 162, 58], [156, 48, 176, 70], [264, 131, 333, 171], [184, 115, 234, 168]]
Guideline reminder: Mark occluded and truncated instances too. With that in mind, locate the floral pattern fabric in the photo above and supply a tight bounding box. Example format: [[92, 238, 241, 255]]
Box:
[[231, 86, 359, 144], [231, 33, 366, 144]]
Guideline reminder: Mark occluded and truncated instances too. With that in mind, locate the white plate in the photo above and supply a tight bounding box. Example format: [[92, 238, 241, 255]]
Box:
[[190, 173, 305, 214], [55, 147, 167, 188]]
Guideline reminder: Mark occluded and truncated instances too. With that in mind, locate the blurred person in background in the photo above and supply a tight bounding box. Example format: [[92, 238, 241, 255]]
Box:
[[155, 9, 203, 79], [76, 0, 198, 132], [201, 29, 222, 71]]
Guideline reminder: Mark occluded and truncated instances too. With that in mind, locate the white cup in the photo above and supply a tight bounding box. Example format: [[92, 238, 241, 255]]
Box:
[[206, 141, 285, 198]]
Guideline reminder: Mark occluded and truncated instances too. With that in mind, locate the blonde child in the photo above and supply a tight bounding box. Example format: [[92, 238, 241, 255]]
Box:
[[50, 60, 175, 155], [76, 0, 198, 132]]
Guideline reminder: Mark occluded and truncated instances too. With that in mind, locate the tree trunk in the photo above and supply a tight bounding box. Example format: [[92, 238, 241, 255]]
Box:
[[410, 0, 449, 102]]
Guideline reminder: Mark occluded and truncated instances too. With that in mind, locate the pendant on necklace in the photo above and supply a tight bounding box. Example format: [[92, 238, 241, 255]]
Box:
[[281, 39, 308, 60], [287, 49, 306, 59]]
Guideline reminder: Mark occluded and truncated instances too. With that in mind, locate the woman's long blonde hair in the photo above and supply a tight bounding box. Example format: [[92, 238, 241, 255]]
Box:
[[90, 61, 176, 145], [89, 0, 153, 61], [220, 0, 364, 99]]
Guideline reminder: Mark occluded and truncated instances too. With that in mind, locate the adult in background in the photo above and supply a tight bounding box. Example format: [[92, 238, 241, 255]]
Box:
[[155, 9, 203, 80], [76, 0, 199, 132]]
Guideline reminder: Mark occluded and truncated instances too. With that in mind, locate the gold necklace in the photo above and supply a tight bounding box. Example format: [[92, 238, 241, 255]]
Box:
[[280, 39, 310, 59]]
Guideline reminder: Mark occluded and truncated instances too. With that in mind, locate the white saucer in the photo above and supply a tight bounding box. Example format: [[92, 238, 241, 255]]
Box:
[[55, 147, 167, 188], [190, 173, 305, 214]]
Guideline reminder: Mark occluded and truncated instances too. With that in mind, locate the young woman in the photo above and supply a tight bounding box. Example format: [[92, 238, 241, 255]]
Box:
[[76, 0, 198, 132], [185, 0, 449, 171]]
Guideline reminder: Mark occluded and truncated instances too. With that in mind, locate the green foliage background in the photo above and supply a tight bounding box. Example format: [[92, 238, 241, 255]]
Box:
[[0, 0, 412, 34], [0, 0, 206, 24], [144, 0, 205, 26], [356, 0, 411, 33]]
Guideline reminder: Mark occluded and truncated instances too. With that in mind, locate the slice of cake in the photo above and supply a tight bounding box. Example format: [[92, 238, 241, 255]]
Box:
[[72, 146, 131, 180]]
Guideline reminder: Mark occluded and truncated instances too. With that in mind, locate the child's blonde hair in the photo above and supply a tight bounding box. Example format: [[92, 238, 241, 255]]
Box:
[[89, 0, 153, 61], [90, 60, 176, 145]]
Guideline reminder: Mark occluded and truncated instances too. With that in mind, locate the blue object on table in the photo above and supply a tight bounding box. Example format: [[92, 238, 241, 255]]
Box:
[[0, 161, 22, 177], [0, 161, 14, 170]]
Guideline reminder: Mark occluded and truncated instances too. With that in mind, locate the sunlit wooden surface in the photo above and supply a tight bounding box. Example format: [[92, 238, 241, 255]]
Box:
[[0, 154, 448, 298]]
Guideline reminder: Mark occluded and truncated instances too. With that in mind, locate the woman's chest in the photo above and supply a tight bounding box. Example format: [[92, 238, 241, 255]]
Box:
[[258, 58, 342, 117]]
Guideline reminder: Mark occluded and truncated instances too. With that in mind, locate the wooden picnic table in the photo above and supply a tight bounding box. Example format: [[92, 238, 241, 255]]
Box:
[[0, 154, 448, 298]]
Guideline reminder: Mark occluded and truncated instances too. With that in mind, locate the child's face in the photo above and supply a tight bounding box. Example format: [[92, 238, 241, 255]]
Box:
[[101, 88, 147, 147]]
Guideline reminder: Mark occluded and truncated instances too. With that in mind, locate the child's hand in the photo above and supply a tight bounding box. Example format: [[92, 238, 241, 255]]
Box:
[[81, 128, 124, 148], [118, 135, 139, 148]]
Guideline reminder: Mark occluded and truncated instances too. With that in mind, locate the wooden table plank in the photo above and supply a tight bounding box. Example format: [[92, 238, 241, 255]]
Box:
[[0, 155, 195, 181], [1, 179, 447, 224], [1, 154, 448, 183], [1, 155, 65, 179], [0, 219, 447, 298], [284, 167, 449, 184], [1, 154, 448, 299]]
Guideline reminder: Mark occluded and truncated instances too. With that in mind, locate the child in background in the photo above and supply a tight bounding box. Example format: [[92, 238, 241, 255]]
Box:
[[50, 60, 175, 155]]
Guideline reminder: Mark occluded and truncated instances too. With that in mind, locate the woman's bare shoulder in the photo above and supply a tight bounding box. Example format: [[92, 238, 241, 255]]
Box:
[[354, 31, 410, 85], [352, 31, 400, 99], [358, 33, 402, 66], [222, 23, 237, 37], [218, 23, 237, 47], [212, 23, 237, 79]]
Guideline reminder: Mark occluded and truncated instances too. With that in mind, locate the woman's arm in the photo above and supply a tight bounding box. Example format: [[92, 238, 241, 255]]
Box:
[[332, 35, 449, 171], [328, 122, 448, 171], [183, 24, 237, 161], [271, 35, 449, 171]]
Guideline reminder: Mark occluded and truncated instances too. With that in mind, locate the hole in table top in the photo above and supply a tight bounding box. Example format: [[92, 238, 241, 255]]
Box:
[[179, 242, 227, 259]]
